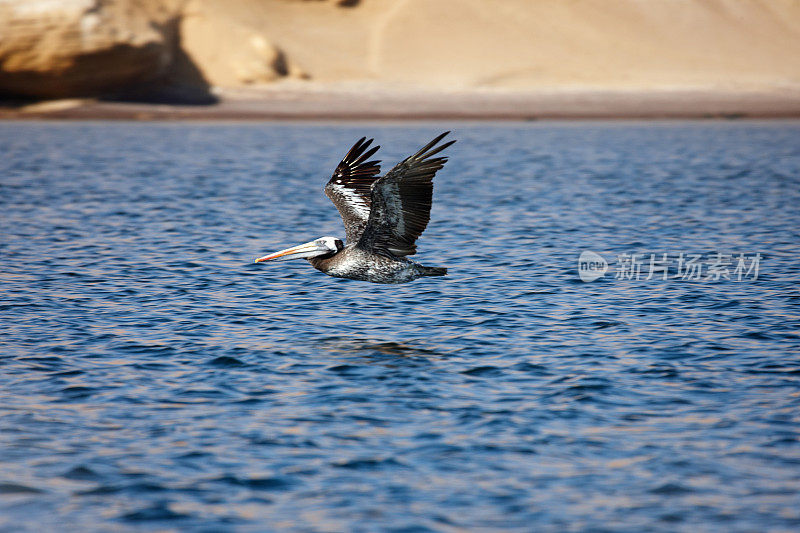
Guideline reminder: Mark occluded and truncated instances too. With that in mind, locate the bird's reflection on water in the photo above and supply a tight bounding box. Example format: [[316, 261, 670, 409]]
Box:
[[315, 336, 449, 361]]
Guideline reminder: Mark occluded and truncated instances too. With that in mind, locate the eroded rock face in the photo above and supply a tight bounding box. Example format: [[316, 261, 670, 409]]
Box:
[[0, 0, 177, 98]]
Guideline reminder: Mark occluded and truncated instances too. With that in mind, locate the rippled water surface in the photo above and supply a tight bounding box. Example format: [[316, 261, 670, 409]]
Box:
[[2, 121, 800, 532]]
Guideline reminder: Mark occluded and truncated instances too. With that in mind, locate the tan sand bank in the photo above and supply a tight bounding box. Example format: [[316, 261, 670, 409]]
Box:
[[3, 83, 800, 120]]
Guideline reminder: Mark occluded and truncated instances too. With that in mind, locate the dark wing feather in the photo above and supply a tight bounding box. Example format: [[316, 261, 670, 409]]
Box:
[[357, 132, 455, 257], [324, 137, 382, 243]]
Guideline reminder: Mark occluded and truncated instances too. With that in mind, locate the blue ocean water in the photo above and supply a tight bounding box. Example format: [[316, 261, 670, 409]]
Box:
[[1, 121, 799, 532]]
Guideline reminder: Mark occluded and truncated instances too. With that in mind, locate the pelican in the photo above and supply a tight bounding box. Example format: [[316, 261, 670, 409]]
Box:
[[255, 132, 456, 283]]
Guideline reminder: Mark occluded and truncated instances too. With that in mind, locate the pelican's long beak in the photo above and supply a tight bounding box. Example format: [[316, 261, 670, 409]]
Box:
[[255, 240, 328, 263]]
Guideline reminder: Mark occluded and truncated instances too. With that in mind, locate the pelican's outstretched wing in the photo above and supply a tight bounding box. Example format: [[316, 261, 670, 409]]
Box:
[[324, 137, 382, 243], [358, 132, 455, 257]]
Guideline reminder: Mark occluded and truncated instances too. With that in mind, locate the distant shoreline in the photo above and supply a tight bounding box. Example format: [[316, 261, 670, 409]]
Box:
[[3, 87, 800, 121]]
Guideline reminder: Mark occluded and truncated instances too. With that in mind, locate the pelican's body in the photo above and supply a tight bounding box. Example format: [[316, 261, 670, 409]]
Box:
[[309, 245, 445, 284], [255, 132, 455, 284]]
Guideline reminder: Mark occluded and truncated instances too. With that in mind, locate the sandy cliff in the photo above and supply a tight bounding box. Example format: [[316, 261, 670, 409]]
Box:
[[1, 0, 799, 113], [212, 0, 800, 92]]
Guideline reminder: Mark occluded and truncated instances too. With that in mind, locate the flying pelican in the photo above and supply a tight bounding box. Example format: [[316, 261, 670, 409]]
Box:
[[255, 132, 456, 283]]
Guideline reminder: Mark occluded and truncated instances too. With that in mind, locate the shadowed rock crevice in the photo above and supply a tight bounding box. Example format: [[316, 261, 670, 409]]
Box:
[[0, 41, 168, 99], [105, 16, 218, 105]]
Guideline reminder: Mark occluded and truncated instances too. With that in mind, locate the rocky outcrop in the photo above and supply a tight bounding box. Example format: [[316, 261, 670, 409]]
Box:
[[0, 0, 180, 98], [178, 0, 306, 87], [0, 0, 306, 100]]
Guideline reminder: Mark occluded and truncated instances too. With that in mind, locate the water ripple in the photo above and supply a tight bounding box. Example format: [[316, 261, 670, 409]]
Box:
[[1, 122, 799, 531]]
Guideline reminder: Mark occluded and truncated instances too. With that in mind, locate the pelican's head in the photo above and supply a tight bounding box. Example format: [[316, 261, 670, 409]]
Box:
[[255, 237, 343, 263]]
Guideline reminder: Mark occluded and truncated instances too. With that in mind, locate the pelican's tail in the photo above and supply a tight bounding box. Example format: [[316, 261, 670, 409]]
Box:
[[420, 266, 447, 277]]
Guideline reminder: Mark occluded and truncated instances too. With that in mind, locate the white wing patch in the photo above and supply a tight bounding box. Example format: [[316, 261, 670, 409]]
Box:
[[329, 183, 371, 220]]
